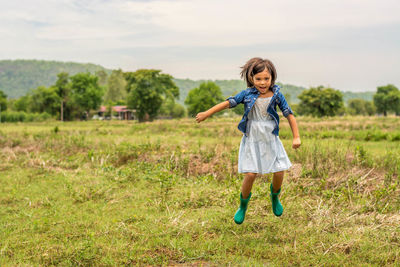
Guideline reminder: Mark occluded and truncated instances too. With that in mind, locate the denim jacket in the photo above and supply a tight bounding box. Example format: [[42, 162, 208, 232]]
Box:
[[226, 84, 293, 136]]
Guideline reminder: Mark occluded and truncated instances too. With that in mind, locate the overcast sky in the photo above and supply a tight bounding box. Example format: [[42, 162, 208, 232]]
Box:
[[1, 0, 399, 92]]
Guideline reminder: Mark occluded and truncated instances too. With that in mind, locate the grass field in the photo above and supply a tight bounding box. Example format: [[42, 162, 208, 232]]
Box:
[[0, 116, 399, 266]]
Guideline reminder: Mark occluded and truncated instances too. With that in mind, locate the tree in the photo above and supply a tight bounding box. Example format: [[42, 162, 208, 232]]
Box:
[[95, 70, 108, 86], [104, 69, 127, 103], [185, 81, 224, 117], [125, 69, 179, 122], [171, 103, 186, 118], [29, 86, 60, 115], [159, 97, 186, 118], [297, 86, 344, 117], [364, 101, 376, 116], [70, 73, 104, 119], [347, 99, 376, 116], [55, 72, 70, 121], [14, 95, 31, 112], [0, 90, 7, 112], [373, 84, 400, 116]]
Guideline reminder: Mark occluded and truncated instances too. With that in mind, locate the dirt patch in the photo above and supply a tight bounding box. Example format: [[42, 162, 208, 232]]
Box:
[[287, 163, 302, 179]]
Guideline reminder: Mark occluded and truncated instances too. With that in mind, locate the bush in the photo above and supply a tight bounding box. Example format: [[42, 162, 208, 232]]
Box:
[[159, 98, 187, 119], [391, 133, 400, 142], [171, 103, 186, 118], [347, 99, 376, 116]]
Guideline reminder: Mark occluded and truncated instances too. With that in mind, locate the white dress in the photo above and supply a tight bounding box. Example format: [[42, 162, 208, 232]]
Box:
[[238, 97, 292, 174]]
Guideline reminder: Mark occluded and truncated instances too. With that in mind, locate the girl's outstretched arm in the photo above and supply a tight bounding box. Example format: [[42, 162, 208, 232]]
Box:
[[287, 114, 301, 149], [196, 100, 230, 123]]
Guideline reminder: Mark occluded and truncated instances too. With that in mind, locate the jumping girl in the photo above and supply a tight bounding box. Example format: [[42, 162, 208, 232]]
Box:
[[196, 57, 301, 224]]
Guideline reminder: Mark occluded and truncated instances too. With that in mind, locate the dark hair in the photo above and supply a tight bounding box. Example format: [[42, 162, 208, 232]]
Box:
[[240, 57, 277, 88]]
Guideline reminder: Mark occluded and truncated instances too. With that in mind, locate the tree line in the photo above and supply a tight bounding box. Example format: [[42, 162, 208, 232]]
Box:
[[293, 85, 399, 117], [0, 69, 399, 122], [184, 83, 400, 118], [0, 69, 186, 122]]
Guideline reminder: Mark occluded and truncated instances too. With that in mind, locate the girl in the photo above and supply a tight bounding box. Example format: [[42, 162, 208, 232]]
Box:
[[196, 57, 301, 224]]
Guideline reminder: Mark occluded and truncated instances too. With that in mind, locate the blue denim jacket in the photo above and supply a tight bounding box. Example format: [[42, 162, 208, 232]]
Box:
[[226, 84, 293, 136]]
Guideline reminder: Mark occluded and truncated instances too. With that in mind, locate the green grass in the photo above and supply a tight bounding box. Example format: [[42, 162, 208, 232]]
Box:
[[0, 116, 400, 265]]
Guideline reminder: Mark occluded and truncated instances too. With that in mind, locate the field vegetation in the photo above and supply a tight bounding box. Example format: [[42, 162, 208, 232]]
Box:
[[0, 116, 399, 265]]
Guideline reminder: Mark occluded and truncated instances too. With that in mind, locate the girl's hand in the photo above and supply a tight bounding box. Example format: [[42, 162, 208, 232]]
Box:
[[196, 112, 208, 123], [292, 137, 301, 149]]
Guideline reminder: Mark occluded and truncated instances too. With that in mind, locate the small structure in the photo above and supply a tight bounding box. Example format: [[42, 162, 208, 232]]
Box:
[[97, 105, 136, 120]]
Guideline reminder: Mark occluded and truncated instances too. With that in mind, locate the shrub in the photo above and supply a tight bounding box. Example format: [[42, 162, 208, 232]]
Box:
[[0, 111, 52, 123]]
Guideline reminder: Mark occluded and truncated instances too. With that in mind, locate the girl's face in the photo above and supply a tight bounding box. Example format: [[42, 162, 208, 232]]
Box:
[[252, 69, 272, 95]]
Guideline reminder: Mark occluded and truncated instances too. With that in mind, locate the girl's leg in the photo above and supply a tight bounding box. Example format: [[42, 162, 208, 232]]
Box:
[[272, 171, 284, 192], [270, 171, 284, 216], [234, 172, 257, 224], [241, 172, 257, 198]]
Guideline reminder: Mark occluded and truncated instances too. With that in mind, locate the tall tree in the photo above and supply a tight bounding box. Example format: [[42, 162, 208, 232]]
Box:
[[0, 90, 7, 112], [105, 69, 127, 103], [297, 86, 344, 117], [29, 86, 60, 115], [13, 95, 31, 112], [70, 73, 104, 119], [185, 81, 224, 117], [125, 69, 179, 122], [373, 84, 400, 116], [95, 70, 108, 87], [55, 72, 70, 121]]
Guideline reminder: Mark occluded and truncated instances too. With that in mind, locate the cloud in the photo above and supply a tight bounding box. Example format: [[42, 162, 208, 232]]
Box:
[[0, 0, 399, 91]]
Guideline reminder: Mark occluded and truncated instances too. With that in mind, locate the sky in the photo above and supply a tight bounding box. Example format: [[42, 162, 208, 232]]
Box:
[[1, 0, 399, 92]]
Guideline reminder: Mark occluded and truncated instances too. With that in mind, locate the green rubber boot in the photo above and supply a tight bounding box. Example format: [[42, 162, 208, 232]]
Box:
[[270, 184, 283, 217], [234, 192, 252, 224]]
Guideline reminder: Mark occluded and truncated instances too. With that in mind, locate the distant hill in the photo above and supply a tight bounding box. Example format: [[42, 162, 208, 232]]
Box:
[[0, 59, 375, 104], [0, 60, 110, 98]]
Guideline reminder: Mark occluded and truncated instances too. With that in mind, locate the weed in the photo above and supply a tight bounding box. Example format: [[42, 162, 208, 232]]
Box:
[[158, 170, 176, 209], [353, 145, 372, 167], [391, 133, 400, 141]]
